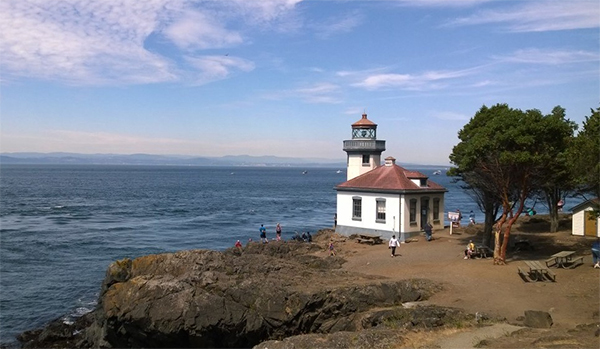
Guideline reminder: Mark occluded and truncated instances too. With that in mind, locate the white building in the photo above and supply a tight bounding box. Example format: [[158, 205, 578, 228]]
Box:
[[570, 198, 600, 237], [335, 114, 447, 241]]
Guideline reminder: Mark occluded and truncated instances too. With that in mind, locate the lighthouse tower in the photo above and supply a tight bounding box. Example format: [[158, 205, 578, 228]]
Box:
[[343, 113, 386, 180]]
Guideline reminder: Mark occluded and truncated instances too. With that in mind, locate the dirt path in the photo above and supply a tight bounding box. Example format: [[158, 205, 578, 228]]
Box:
[[312, 220, 599, 347], [327, 228, 599, 327]]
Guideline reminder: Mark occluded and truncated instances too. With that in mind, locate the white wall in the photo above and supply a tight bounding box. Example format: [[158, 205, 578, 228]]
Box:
[[346, 154, 381, 180], [336, 190, 445, 239], [572, 206, 600, 237]]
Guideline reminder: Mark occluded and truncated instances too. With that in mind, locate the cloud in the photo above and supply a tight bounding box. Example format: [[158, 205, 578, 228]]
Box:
[[0, 0, 177, 84], [494, 48, 599, 65], [263, 82, 342, 104], [185, 55, 255, 85], [352, 67, 478, 90], [0, 0, 301, 85], [393, 0, 494, 7], [295, 82, 342, 104], [447, 1, 599, 32], [163, 11, 243, 50]]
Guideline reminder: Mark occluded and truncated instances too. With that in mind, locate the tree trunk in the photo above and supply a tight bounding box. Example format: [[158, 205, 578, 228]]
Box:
[[493, 213, 506, 265], [482, 200, 496, 248]]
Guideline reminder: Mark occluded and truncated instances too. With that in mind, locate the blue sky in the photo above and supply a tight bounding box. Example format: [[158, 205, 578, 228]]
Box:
[[1, 0, 598, 165]]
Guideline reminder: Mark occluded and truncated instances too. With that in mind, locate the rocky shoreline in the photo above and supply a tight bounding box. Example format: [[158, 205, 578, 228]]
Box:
[[17, 230, 483, 348], [16, 229, 599, 348]]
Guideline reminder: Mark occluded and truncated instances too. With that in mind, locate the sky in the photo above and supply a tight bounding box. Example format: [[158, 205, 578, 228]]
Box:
[[1, 0, 598, 166]]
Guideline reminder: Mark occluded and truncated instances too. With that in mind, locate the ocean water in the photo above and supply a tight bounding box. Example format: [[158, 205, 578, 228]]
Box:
[[0, 164, 507, 345]]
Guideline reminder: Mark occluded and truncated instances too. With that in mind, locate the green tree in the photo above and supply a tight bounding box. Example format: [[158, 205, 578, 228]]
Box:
[[450, 104, 576, 264], [569, 107, 600, 214], [535, 106, 577, 233]]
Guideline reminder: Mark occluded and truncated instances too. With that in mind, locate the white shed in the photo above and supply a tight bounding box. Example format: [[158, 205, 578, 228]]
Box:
[[570, 198, 599, 237]]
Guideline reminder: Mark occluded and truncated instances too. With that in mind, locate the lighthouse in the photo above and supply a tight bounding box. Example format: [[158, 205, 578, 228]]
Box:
[[335, 113, 447, 240], [343, 113, 386, 180]]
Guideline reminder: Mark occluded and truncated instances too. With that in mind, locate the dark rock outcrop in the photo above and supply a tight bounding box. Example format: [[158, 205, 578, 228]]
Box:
[[20, 235, 442, 348]]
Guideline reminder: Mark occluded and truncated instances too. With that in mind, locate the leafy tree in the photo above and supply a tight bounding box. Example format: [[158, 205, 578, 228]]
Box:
[[448, 167, 501, 247], [534, 106, 577, 233], [450, 104, 576, 264], [569, 107, 600, 215]]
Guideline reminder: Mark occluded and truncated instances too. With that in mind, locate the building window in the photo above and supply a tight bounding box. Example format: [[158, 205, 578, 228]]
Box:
[[420, 179, 427, 187], [433, 198, 440, 222], [352, 197, 362, 221], [376, 198, 386, 223], [362, 154, 370, 166], [409, 199, 417, 225]]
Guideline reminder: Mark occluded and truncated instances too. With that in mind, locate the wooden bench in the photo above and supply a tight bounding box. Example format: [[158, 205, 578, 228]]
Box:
[[517, 266, 529, 281], [569, 256, 584, 268], [544, 268, 556, 282], [475, 245, 493, 259], [523, 260, 556, 282], [545, 257, 557, 268]]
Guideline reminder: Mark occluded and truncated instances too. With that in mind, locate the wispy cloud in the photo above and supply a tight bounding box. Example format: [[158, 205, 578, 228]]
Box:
[[393, 0, 494, 7], [295, 82, 342, 104], [185, 55, 255, 85], [447, 1, 599, 32], [264, 82, 342, 104], [351, 67, 481, 91], [494, 48, 599, 65], [0, 0, 301, 85], [163, 11, 243, 50]]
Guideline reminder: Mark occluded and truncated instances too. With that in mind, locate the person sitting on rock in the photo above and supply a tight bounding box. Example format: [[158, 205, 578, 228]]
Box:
[[464, 240, 476, 259]]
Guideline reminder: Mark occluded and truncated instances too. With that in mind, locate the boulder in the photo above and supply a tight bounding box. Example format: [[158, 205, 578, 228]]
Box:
[[523, 310, 553, 328]]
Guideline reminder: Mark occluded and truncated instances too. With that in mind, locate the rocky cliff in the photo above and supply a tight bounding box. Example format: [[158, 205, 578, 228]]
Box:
[[19, 232, 448, 348]]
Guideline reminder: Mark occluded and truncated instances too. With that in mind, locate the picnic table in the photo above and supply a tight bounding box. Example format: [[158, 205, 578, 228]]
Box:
[[518, 260, 556, 282], [356, 234, 383, 245], [545, 250, 582, 269]]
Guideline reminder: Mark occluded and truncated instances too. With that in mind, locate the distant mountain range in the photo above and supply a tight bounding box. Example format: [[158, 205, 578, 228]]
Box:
[[0, 152, 446, 169]]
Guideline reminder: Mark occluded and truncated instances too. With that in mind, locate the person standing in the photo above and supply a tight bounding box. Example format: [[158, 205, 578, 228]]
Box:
[[275, 223, 282, 241], [259, 224, 267, 243], [592, 238, 600, 268], [424, 223, 433, 242], [469, 211, 475, 225], [328, 240, 336, 256], [389, 235, 399, 257]]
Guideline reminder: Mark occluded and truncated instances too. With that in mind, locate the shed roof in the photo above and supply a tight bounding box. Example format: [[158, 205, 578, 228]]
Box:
[[570, 198, 599, 213]]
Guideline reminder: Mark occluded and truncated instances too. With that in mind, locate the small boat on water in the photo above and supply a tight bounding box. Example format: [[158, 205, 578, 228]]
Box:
[[336, 170, 342, 174], [433, 170, 442, 175], [302, 170, 308, 175]]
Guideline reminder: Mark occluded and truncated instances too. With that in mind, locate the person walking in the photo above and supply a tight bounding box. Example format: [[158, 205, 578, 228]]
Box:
[[275, 223, 282, 241], [328, 240, 336, 256], [424, 223, 433, 241], [592, 238, 600, 268], [259, 224, 267, 243], [389, 235, 400, 257]]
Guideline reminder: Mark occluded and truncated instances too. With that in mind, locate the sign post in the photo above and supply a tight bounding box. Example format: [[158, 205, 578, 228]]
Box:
[[448, 211, 461, 235]]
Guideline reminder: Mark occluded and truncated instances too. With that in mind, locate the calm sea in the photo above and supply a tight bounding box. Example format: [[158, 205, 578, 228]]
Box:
[[0, 164, 526, 345]]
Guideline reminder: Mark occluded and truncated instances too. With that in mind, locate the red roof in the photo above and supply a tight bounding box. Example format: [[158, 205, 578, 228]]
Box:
[[352, 113, 377, 127], [336, 164, 446, 193]]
